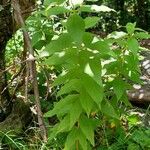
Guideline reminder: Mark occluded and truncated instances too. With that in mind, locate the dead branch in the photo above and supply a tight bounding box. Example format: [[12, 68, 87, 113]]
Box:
[[12, 0, 47, 142]]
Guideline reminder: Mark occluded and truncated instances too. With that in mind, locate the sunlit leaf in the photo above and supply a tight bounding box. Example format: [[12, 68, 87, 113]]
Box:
[[79, 5, 115, 12], [101, 100, 119, 119], [44, 94, 78, 117], [44, 0, 66, 5], [32, 31, 43, 46], [134, 32, 150, 39], [80, 116, 98, 146], [81, 73, 103, 107], [46, 6, 70, 16], [113, 78, 126, 100], [57, 79, 81, 96], [65, 127, 87, 150], [80, 88, 94, 116], [67, 14, 85, 42], [69, 100, 82, 128], [84, 17, 100, 29], [45, 33, 72, 54], [126, 22, 136, 34], [127, 38, 139, 55]]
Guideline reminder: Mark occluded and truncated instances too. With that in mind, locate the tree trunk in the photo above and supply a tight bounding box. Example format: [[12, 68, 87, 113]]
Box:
[[0, 0, 35, 122], [0, 2, 13, 122]]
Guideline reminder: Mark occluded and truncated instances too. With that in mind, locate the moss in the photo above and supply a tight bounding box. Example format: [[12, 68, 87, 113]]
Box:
[[0, 99, 32, 134]]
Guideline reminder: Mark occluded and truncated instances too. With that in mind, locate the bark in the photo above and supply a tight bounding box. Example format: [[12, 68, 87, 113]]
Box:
[[0, 2, 13, 121], [0, 0, 35, 122]]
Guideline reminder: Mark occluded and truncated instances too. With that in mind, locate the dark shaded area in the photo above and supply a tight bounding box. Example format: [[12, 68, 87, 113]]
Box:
[[85, 0, 150, 32], [0, 2, 13, 121]]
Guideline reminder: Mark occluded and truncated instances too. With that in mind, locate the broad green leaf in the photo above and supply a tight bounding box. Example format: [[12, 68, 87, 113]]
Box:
[[39, 51, 49, 58], [81, 73, 103, 107], [104, 60, 119, 75], [32, 31, 43, 46], [127, 38, 139, 55], [113, 78, 126, 100], [65, 127, 87, 150], [48, 115, 71, 142], [89, 57, 102, 84], [44, 94, 78, 117], [91, 40, 116, 57], [77, 130, 87, 150], [128, 70, 141, 83], [128, 143, 140, 150], [127, 114, 139, 125], [80, 89, 94, 116], [53, 72, 69, 86], [46, 47, 79, 65], [79, 5, 94, 12], [64, 127, 79, 150], [78, 50, 92, 71], [45, 33, 72, 55], [44, 52, 66, 65], [44, 0, 66, 5], [57, 115, 70, 133], [134, 32, 150, 39], [57, 79, 81, 96], [80, 116, 97, 146], [69, 99, 82, 128], [82, 32, 94, 48], [132, 129, 150, 147], [53, 68, 80, 86], [101, 100, 119, 119], [126, 22, 136, 34], [84, 17, 99, 29], [33, 40, 46, 50], [67, 14, 85, 42], [46, 6, 70, 16], [47, 115, 70, 141], [124, 53, 139, 70], [79, 5, 115, 13], [48, 115, 70, 141], [121, 94, 132, 106], [64, 49, 79, 68], [84, 63, 94, 77], [44, 32, 53, 43]]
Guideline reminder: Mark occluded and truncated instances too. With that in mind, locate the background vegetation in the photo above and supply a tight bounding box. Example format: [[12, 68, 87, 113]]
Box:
[[0, 0, 150, 149]]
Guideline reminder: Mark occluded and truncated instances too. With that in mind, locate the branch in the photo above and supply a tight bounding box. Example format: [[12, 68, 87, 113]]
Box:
[[12, 0, 47, 142]]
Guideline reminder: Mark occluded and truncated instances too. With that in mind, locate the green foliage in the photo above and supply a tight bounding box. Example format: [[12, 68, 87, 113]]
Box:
[[4, 0, 150, 149], [0, 131, 26, 150], [38, 1, 150, 149]]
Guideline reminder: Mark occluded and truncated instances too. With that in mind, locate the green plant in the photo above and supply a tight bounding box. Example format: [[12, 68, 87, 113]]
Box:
[[0, 131, 26, 150], [36, 0, 150, 149], [2, 0, 149, 149]]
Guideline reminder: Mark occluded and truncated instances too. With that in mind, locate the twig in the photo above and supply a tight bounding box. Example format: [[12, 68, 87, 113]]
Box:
[[1, 64, 25, 94], [11, 66, 26, 100], [23, 32, 29, 103], [0, 59, 27, 74], [12, 0, 47, 142]]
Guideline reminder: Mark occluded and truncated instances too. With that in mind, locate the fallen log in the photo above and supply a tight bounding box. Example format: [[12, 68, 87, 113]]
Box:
[[128, 50, 150, 106], [127, 85, 150, 104]]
